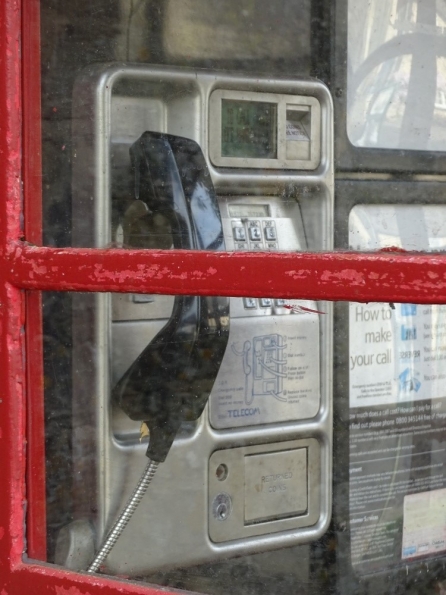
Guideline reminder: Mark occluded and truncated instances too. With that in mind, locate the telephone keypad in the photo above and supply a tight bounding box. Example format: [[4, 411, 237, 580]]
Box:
[[231, 215, 280, 312], [231, 217, 278, 252], [229, 213, 297, 315]]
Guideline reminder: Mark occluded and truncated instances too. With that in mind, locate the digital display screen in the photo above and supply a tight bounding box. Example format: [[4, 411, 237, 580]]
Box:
[[228, 204, 270, 218], [221, 100, 277, 159]]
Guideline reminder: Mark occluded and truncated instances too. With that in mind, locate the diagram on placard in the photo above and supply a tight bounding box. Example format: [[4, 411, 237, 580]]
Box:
[[231, 334, 287, 405]]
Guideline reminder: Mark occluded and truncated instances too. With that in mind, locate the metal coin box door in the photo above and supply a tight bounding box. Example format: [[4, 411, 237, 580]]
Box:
[[59, 66, 334, 575]]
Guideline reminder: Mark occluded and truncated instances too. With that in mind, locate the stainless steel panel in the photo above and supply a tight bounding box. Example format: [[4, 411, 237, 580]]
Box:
[[71, 65, 333, 574]]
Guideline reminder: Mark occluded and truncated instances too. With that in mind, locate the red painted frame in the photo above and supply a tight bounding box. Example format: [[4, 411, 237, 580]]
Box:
[[2, 0, 446, 593], [22, 0, 46, 562]]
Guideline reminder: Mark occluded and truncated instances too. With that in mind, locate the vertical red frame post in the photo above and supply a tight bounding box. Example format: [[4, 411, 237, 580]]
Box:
[[22, 0, 46, 560], [0, 0, 28, 588]]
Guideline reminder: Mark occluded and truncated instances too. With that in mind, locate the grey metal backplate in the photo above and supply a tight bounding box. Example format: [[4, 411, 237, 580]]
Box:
[[71, 65, 333, 574]]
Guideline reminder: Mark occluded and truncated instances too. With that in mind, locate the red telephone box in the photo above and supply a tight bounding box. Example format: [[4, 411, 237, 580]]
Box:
[[2, 1, 446, 594]]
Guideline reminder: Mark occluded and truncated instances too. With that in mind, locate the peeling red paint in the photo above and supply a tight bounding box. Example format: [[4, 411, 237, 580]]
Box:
[[285, 269, 311, 280], [6, 244, 446, 304], [31, 263, 47, 275], [55, 586, 88, 595], [320, 269, 365, 284]]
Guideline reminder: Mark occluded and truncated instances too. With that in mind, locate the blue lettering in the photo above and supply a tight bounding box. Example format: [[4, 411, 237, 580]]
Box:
[[227, 407, 261, 418]]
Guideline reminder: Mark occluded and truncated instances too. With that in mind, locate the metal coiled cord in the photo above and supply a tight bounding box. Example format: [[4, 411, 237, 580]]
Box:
[[87, 459, 159, 573]]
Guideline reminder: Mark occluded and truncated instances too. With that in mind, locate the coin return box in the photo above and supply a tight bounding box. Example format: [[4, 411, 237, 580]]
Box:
[[208, 439, 321, 543], [244, 449, 307, 524]]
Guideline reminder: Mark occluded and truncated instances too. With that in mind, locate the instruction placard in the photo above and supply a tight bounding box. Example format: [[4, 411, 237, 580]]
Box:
[[209, 312, 320, 429]]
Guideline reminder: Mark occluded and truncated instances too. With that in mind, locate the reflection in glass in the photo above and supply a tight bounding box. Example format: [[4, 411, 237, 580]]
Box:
[[348, 0, 446, 151]]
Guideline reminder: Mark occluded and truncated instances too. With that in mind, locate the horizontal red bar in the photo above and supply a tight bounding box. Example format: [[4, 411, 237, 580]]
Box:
[[6, 242, 446, 304]]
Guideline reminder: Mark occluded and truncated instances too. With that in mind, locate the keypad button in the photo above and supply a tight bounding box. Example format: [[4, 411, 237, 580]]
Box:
[[249, 226, 262, 241], [264, 226, 276, 241], [275, 299, 287, 307], [259, 298, 273, 307], [233, 226, 246, 241], [243, 298, 257, 309]]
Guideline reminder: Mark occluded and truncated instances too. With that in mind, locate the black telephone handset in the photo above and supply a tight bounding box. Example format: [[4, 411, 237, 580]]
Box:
[[113, 132, 230, 462]]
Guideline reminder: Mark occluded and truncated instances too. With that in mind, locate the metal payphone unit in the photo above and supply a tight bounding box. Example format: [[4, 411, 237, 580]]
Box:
[[67, 66, 333, 575]]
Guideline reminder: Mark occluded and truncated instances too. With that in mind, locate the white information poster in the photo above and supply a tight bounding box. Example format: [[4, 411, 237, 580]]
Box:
[[348, 205, 446, 573]]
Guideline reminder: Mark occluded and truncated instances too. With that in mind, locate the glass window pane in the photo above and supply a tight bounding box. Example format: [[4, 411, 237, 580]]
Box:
[[348, 0, 446, 152]]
